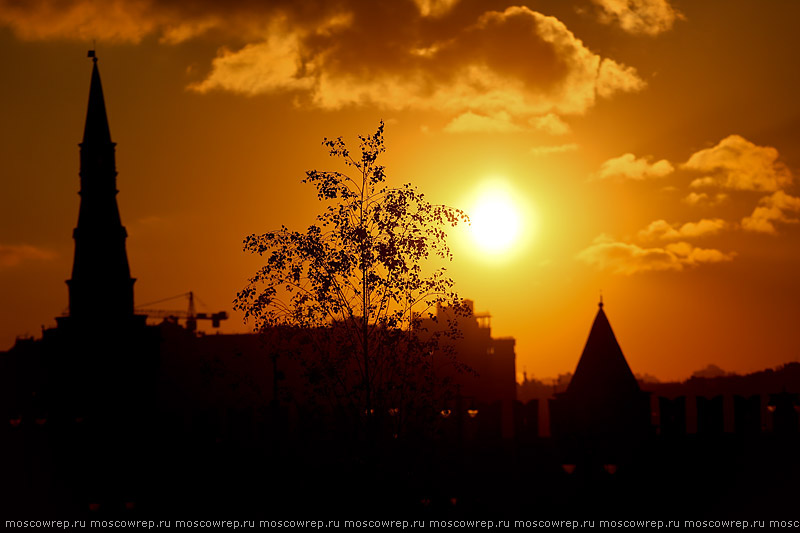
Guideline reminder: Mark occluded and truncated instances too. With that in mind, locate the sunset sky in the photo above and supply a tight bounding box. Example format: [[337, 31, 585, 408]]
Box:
[[3, 0, 800, 382]]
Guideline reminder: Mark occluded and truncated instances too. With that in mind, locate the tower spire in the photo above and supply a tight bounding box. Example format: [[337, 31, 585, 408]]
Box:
[[64, 52, 135, 323], [83, 50, 111, 145]]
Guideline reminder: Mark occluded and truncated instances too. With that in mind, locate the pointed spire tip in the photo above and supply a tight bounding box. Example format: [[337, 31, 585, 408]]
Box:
[[82, 51, 111, 144]]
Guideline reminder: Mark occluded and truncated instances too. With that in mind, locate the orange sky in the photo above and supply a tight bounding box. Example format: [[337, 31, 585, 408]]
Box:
[[2, 0, 800, 382]]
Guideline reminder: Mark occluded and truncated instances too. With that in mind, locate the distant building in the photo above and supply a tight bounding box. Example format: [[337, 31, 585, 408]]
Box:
[[155, 298, 518, 443], [418, 300, 517, 438]]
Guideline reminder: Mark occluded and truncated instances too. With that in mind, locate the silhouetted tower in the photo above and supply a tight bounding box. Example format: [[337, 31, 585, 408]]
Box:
[[550, 299, 651, 456], [66, 51, 135, 321], [565, 298, 642, 403]]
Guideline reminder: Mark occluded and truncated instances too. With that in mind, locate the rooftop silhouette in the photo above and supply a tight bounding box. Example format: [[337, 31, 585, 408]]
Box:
[[550, 299, 650, 449], [567, 299, 641, 400]]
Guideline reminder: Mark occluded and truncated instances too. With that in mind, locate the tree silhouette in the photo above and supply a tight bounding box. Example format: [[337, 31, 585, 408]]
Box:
[[235, 121, 470, 436]]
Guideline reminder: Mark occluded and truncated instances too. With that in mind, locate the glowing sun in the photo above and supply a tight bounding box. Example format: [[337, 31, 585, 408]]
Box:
[[469, 184, 525, 254]]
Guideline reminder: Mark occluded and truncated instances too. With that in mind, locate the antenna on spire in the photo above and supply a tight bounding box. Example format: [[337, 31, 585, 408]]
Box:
[[598, 290, 604, 308]]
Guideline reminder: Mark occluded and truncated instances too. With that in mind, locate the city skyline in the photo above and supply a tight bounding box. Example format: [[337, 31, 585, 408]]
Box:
[[3, 0, 800, 381]]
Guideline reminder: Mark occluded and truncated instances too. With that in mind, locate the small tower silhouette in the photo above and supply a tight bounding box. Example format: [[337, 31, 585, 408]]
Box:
[[566, 297, 641, 402], [550, 299, 651, 457], [65, 51, 136, 322]]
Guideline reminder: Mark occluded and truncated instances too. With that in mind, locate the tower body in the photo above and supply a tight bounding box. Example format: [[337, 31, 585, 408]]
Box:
[[52, 53, 154, 421], [66, 56, 135, 322]]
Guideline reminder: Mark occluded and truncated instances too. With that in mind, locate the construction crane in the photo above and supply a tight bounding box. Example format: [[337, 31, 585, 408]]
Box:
[[135, 291, 228, 332]]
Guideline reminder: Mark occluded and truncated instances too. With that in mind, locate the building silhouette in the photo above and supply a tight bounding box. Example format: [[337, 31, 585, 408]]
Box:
[[0, 54, 519, 514], [1, 52, 162, 514], [5, 53, 800, 518]]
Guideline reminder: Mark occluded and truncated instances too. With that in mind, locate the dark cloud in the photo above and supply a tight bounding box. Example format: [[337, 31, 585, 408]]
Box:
[[0, 1, 646, 128], [193, 4, 645, 124]]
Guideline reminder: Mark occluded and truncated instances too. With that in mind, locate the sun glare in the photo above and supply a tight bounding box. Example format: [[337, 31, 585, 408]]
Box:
[[467, 181, 529, 257]]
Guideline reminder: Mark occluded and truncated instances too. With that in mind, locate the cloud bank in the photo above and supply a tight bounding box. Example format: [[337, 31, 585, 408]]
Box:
[[684, 135, 792, 192], [193, 6, 646, 121], [577, 235, 734, 275], [0, 1, 646, 127], [682, 192, 728, 207], [638, 218, 729, 241]]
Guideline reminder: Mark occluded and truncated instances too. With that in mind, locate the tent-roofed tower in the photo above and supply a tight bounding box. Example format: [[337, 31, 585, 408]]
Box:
[[64, 51, 136, 323], [550, 299, 651, 451], [566, 298, 642, 401]]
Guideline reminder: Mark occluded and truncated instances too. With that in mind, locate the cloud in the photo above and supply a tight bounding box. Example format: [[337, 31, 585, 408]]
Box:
[[190, 22, 317, 95], [0, 0, 342, 44], [683, 135, 792, 192], [0, 0, 246, 43], [682, 192, 728, 207], [191, 5, 646, 118], [678, 218, 729, 238], [530, 113, 571, 135], [530, 143, 579, 156], [595, 153, 674, 180], [443, 111, 522, 133], [638, 218, 729, 241], [0, 0, 156, 42], [596, 58, 647, 97], [637, 220, 680, 240], [577, 235, 734, 274], [445, 110, 572, 135], [741, 190, 800, 234], [0, 244, 56, 268], [1, 3, 646, 122], [591, 0, 683, 36], [413, 0, 460, 18]]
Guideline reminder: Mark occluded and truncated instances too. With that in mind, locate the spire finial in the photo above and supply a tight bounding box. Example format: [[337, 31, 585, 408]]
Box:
[[88, 45, 97, 63], [598, 290, 604, 308]]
